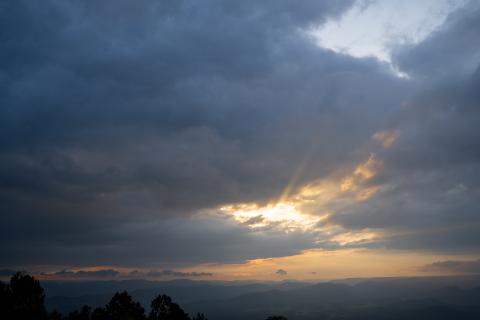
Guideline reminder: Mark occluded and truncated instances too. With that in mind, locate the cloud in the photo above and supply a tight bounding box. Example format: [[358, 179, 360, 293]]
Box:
[[41, 268, 213, 279], [0, 214, 319, 267], [393, 1, 480, 79], [420, 259, 480, 274], [129, 270, 213, 278], [1, 0, 479, 272], [51, 269, 120, 279], [0, 0, 405, 268], [276, 269, 288, 276], [326, 3, 480, 254], [241, 215, 266, 227]]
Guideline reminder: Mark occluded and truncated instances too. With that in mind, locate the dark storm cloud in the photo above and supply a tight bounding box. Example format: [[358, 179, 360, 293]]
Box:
[[1, 0, 479, 270], [0, 0, 410, 268], [0, 213, 318, 267], [329, 2, 480, 253], [393, 1, 480, 79], [0, 0, 392, 217], [420, 259, 480, 274]]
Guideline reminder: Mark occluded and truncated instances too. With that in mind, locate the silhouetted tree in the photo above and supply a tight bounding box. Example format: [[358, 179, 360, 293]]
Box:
[[0, 280, 13, 319], [48, 309, 63, 320], [9, 272, 47, 319], [91, 306, 108, 320], [105, 291, 146, 320], [65, 305, 91, 320], [265, 316, 288, 320], [149, 294, 189, 320], [191, 312, 208, 320]]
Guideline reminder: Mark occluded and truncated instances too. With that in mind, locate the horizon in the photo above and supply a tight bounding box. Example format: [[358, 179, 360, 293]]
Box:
[[4, 273, 480, 284]]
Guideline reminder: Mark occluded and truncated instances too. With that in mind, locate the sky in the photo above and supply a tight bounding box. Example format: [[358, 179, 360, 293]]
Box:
[[1, 0, 480, 281]]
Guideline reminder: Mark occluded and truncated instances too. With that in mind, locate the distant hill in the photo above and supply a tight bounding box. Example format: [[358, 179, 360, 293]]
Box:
[[44, 276, 480, 320], [44, 279, 310, 314]]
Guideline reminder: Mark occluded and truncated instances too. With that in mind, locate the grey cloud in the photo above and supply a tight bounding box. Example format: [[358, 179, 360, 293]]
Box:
[[420, 259, 480, 274], [393, 1, 480, 79], [276, 269, 288, 276], [0, 214, 319, 267], [2, 0, 479, 270], [51, 269, 120, 279], [129, 270, 213, 278], [330, 83, 480, 253], [328, 4, 480, 254], [0, 0, 409, 268], [241, 215, 266, 226], [0, 0, 397, 219]]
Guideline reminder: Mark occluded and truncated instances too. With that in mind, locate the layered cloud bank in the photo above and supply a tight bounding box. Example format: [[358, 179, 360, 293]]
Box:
[[1, 0, 479, 276]]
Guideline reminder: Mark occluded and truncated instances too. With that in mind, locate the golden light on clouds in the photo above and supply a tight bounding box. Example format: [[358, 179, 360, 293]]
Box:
[[354, 154, 383, 179], [373, 129, 397, 148], [202, 148, 480, 281], [220, 153, 385, 242], [331, 231, 378, 246], [294, 153, 382, 208], [220, 202, 322, 232]]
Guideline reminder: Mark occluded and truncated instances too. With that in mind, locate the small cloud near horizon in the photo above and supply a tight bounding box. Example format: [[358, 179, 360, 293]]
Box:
[[276, 269, 288, 276], [129, 270, 213, 278], [420, 259, 480, 274], [45, 269, 120, 279], [35, 268, 213, 280]]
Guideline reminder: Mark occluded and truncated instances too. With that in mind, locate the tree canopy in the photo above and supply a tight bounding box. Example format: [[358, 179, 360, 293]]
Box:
[[0, 272, 47, 319], [149, 294, 189, 320]]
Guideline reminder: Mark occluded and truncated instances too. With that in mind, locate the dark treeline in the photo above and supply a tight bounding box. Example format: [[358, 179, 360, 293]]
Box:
[[1, 272, 284, 320]]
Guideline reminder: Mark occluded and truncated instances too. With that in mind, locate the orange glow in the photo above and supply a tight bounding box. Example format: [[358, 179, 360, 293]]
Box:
[[354, 154, 383, 179], [220, 202, 322, 232], [190, 249, 480, 281], [373, 129, 397, 148], [220, 153, 384, 234]]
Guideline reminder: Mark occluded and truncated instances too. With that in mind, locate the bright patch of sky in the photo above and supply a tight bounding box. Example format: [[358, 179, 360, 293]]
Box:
[[311, 0, 469, 62]]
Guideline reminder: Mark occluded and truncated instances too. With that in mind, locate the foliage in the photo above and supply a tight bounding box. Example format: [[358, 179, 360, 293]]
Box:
[[105, 291, 146, 320], [149, 294, 189, 320], [0, 272, 47, 319]]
